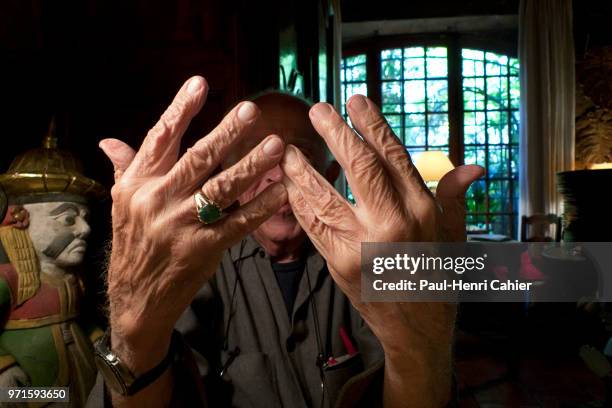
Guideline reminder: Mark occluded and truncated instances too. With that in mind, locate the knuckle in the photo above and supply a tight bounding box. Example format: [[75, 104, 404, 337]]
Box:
[[290, 195, 309, 215], [220, 116, 240, 142], [230, 211, 251, 236], [348, 151, 380, 178], [367, 115, 390, 136], [382, 143, 409, 166], [110, 179, 132, 202], [147, 120, 170, 142], [291, 201, 306, 217], [308, 216, 326, 236], [130, 189, 152, 212], [110, 185, 123, 202], [316, 189, 341, 215], [157, 178, 181, 201], [236, 211, 251, 227], [150, 181, 174, 204], [185, 144, 214, 171], [147, 218, 167, 241], [289, 161, 314, 186], [162, 99, 187, 126], [328, 119, 349, 139], [318, 200, 338, 217], [113, 169, 125, 181], [244, 148, 264, 174], [202, 175, 233, 206]]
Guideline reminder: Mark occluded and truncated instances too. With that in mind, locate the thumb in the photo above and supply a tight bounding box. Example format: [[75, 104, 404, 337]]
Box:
[[436, 165, 484, 242], [437, 165, 484, 199], [99, 138, 136, 181]]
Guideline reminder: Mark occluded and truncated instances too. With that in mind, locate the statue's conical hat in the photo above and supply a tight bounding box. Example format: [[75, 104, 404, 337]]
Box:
[[0, 118, 105, 205]]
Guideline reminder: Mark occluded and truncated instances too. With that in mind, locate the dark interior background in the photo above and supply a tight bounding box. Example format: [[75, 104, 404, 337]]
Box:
[[0, 0, 333, 321], [1, 0, 611, 324]]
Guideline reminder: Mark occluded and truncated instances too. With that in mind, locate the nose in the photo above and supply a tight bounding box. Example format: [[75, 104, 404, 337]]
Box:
[[265, 165, 284, 183], [74, 217, 91, 240]]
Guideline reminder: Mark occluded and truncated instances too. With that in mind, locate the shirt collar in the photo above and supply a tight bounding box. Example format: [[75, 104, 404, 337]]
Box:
[[229, 234, 261, 262], [229, 235, 325, 276]]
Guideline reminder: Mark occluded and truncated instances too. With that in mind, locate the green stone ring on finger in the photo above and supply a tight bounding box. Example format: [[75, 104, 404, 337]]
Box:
[[195, 192, 224, 225]]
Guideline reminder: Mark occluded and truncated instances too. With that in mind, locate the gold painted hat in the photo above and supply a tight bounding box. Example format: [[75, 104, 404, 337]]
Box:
[[0, 119, 106, 205]]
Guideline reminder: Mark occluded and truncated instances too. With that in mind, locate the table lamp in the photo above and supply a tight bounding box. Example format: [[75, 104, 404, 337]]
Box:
[[413, 151, 455, 194], [590, 162, 612, 170]]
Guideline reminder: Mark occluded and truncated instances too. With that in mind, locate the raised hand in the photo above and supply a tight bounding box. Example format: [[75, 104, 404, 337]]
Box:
[[103, 76, 287, 377], [281, 94, 482, 407], [281, 95, 481, 307]]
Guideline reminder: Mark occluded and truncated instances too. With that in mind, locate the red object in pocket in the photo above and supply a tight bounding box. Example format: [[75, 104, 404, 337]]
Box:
[[339, 325, 357, 356]]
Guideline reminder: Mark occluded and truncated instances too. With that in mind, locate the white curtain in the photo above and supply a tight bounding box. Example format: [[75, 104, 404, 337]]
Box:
[[518, 0, 575, 221]]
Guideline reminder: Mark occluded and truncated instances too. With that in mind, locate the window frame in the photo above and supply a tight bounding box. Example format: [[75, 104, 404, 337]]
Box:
[[342, 33, 519, 237]]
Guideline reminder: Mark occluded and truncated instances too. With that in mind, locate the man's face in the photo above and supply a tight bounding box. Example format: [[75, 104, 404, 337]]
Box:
[[24, 201, 91, 268], [227, 96, 331, 248]]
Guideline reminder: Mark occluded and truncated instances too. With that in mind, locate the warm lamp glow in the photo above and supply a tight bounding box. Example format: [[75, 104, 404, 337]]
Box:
[[414, 151, 455, 182], [414, 151, 455, 194], [590, 162, 612, 170]]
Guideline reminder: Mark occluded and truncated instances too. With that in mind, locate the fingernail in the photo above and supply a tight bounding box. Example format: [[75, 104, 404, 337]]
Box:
[[99, 139, 118, 151], [263, 137, 283, 157], [349, 95, 368, 112], [238, 102, 258, 122], [285, 145, 298, 162], [309, 103, 333, 119], [282, 145, 299, 172], [187, 76, 203, 95]]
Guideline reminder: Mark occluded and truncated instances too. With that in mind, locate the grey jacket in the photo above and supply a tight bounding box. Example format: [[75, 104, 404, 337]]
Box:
[[87, 235, 385, 407]]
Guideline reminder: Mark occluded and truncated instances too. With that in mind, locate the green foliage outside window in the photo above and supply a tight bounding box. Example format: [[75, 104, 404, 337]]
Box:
[[462, 49, 519, 235], [380, 46, 449, 162], [341, 46, 520, 237]]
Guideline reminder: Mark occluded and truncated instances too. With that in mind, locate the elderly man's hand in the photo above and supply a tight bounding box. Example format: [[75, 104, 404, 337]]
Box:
[[100, 76, 287, 376], [281, 95, 483, 407]]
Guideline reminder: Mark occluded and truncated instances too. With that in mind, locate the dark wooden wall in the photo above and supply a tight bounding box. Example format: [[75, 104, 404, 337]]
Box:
[[0, 0, 281, 180], [0, 0, 334, 181], [574, 0, 612, 54], [0, 0, 331, 321], [340, 0, 519, 22]]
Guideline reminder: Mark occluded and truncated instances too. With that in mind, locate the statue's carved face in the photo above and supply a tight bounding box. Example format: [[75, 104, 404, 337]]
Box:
[[23, 202, 91, 268]]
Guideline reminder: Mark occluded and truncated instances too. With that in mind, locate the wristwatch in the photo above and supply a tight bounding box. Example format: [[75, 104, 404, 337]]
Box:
[[94, 330, 179, 396]]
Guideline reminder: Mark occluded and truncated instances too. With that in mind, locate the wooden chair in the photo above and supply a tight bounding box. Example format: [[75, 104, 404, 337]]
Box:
[[521, 214, 562, 242]]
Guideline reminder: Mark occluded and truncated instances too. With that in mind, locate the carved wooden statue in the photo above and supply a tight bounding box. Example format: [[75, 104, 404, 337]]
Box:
[[0, 125, 105, 407]]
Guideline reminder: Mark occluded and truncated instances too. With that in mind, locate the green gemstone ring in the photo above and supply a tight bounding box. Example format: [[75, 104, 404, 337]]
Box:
[[195, 192, 224, 225]]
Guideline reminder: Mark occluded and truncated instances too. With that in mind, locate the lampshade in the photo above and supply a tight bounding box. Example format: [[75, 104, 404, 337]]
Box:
[[414, 151, 455, 182], [590, 162, 612, 170]]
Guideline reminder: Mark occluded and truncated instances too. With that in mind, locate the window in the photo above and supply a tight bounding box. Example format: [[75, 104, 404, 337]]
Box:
[[340, 54, 368, 203], [340, 54, 368, 124], [462, 50, 519, 236], [341, 43, 520, 238], [381, 47, 449, 156]]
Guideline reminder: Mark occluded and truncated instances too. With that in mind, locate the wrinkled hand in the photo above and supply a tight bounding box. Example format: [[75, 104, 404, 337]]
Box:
[[281, 95, 482, 313], [281, 95, 482, 406], [102, 76, 287, 373]]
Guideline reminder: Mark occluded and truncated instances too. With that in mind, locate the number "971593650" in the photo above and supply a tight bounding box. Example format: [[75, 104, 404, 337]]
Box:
[[0, 387, 69, 402]]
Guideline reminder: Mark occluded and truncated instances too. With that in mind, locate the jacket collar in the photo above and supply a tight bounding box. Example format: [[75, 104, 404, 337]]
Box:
[[229, 235, 328, 296]]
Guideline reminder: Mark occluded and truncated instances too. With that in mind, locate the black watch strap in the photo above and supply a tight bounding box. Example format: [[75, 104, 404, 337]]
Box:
[[128, 331, 179, 395], [95, 329, 180, 396]]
